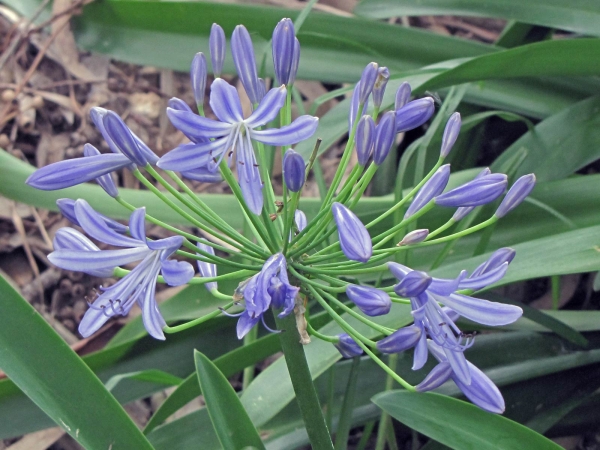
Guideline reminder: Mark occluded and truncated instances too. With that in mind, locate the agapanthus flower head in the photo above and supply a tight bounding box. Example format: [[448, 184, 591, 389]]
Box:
[[191, 52, 207, 108], [440, 112, 461, 158], [272, 18, 300, 86], [231, 25, 261, 104], [160, 78, 318, 214], [435, 173, 507, 207], [396, 97, 435, 133], [356, 115, 374, 166], [196, 241, 218, 291], [235, 253, 298, 339], [372, 66, 389, 110], [404, 164, 451, 219], [346, 285, 391, 316], [335, 333, 363, 359], [283, 149, 306, 192], [358, 62, 378, 104], [395, 82, 411, 110], [373, 111, 396, 165], [48, 200, 194, 340], [209, 23, 226, 77], [495, 173, 536, 218], [332, 202, 372, 263]]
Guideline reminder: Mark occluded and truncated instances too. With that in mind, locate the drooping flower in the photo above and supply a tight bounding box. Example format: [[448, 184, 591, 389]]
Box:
[[380, 253, 522, 386], [26, 108, 157, 191], [159, 78, 318, 214], [416, 341, 506, 414], [48, 200, 194, 340], [332, 202, 372, 263], [235, 253, 299, 339]]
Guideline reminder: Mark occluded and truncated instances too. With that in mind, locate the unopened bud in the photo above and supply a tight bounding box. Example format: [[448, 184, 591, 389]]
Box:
[[356, 115, 374, 166], [209, 23, 226, 77], [396, 97, 435, 133], [495, 174, 536, 218], [440, 112, 461, 158], [373, 111, 396, 165], [283, 149, 306, 192], [398, 229, 429, 246]]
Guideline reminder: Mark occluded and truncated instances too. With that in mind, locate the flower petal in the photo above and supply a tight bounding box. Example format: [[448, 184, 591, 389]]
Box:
[[74, 199, 142, 248], [157, 139, 226, 172], [26, 154, 130, 190], [459, 262, 508, 291], [237, 311, 260, 339], [454, 362, 505, 413], [250, 115, 318, 146], [49, 247, 150, 271], [167, 107, 233, 140], [52, 228, 115, 278], [83, 144, 119, 197], [161, 259, 195, 286], [237, 135, 264, 215], [245, 85, 287, 127], [141, 283, 166, 340], [376, 326, 421, 354], [197, 241, 218, 291], [209, 78, 243, 123], [332, 202, 372, 263], [146, 235, 184, 257], [128, 207, 147, 242], [438, 292, 523, 326]]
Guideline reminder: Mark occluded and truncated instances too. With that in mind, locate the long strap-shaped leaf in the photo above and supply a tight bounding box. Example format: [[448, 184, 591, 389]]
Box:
[[194, 350, 266, 450], [372, 391, 562, 450], [0, 275, 154, 449]]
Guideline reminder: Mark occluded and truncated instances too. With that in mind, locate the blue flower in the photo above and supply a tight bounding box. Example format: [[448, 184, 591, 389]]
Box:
[[335, 333, 364, 358], [272, 18, 300, 86], [235, 253, 299, 339], [381, 251, 522, 386], [26, 108, 157, 191], [495, 174, 536, 218], [356, 115, 375, 166], [191, 52, 207, 109], [372, 66, 389, 110], [283, 149, 306, 192], [231, 25, 262, 104], [435, 173, 507, 208], [209, 23, 226, 77], [346, 284, 391, 316], [48, 200, 194, 340], [159, 78, 318, 214], [405, 164, 451, 219]]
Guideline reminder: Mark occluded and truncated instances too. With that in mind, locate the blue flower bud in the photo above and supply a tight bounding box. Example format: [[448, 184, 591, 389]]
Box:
[[373, 111, 396, 165], [435, 173, 508, 208], [376, 325, 422, 354], [440, 112, 461, 158], [272, 18, 298, 86], [396, 97, 435, 133], [395, 82, 411, 110], [209, 23, 226, 77], [356, 115, 374, 166], [196, 241, 218, 291], [398, 228, 429, 246], [452, 168, 491, 221], [332, 202, 372, 263], [190, 52, 207, 108], [283, 149, 305, 192], [495, 174, 536, 218], [231, 25, 260, 104], [103, 111, 148, 166], [372, 66, 389, 110], [346, 285, 391, 316], [405, 164, 451, 219], [289, 38, 300, 85], [334, 333, 363, 358], [394, 270, 432, 297], [83, 144, 119, 197], [294, 209, 307, 232], [358, 62, 378, 104]]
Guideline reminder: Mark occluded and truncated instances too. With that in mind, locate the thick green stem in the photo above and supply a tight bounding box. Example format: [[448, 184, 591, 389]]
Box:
[[274, 312, 334, 450]]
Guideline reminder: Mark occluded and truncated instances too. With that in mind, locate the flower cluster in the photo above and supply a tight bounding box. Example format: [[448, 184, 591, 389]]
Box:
[[26, 18, 537, 414]]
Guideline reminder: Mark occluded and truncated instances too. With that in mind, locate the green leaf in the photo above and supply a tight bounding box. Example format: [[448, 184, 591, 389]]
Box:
[[372, 391, 562, 450], [105, 370, 183, 392], [194, 350, 266, 450], [0, 275, 154, 449], [354, 0, 600, 37]]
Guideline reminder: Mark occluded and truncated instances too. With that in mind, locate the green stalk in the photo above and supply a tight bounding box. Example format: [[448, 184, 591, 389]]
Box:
[[374, 354, 398, 450], [273, 312, 334, 450], [334, 357, 361, 450], [242, 326, 258, 389]]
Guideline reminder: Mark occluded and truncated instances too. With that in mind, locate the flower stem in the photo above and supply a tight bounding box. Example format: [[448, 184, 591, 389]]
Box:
[[273, 312, 334, 450]]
